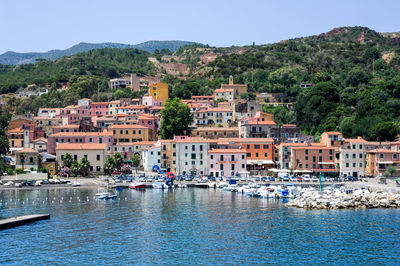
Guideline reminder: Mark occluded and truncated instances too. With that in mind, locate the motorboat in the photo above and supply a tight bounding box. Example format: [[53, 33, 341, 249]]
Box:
[[130, 182, 146, 189], [152, 182, 164, 189], [95, 192, 117, 200]]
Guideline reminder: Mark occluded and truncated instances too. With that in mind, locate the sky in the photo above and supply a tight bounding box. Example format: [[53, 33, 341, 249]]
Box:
[[1, 0, 400, 54]]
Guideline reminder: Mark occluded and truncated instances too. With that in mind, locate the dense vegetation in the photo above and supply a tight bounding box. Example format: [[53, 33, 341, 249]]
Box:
[[1, 26, 400, 140]]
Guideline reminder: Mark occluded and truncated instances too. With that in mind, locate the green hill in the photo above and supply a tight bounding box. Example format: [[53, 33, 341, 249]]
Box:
[[2, 26, 400, 140]]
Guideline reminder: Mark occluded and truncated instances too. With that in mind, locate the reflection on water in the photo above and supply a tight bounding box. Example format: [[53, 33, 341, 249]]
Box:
[[1, 188, 399, 265]]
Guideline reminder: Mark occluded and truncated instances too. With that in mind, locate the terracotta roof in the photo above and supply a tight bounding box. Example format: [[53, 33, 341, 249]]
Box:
[[209, 149, 246, 153], [212, 137, 274, 143], [33, 117, 62, 120], [7, 128, 24, 133], [142, 146, 160, 151], [90, 102, 109, 105], [149, 106, 164, 110], [49, 132, 113, 137], [207, 108, 231, 112], [344, 138, 367, 143], [108, 124, 149, 129], [52, 125, 80, 128], [56, 143, 107, 150], [176, 137, 209, 143], [292, 146, 335, 150], [16, 148, 38, 153], [244, 121, 276, 125], [367, 149, 398, 153], [280, 143, 326, 147], [33, 138, 48, 143], [193, 127, 238, 132], [322, 131, 342, 135], [282, 124, 297, 128], [215, 88, 234, 93]]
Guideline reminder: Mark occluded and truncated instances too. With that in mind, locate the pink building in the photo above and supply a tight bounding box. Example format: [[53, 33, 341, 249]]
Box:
[[47, 131, 114, 155], [208, 149, 247, 178], [52, 124, 80, 134], [89, 102, 109, 117]]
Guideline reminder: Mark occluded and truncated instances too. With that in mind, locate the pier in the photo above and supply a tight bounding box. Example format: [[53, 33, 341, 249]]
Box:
[[0, 214, 50, 230]]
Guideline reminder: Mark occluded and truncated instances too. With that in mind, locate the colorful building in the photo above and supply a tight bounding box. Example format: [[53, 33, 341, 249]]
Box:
[[108, 124, 152, 144], [148, 82, 169, 103], [366, 149, 400, 177], [208, 149, 247, 178]]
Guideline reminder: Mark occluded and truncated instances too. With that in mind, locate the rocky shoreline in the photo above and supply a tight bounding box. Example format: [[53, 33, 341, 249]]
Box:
[[287, 188, 400, 209]]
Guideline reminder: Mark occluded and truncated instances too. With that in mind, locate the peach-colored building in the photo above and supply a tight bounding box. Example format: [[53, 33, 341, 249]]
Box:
[[366, 149, 400, 177], [291, 146, 338, 175]]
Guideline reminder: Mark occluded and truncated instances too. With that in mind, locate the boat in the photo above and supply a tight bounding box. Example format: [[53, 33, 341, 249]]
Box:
[[95, 192, 117, 200], [130, 182, 146, 189], [152, 182, 165, 189]]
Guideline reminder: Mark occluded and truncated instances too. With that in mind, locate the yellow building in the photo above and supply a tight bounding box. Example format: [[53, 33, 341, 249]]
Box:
[[148, 82, 169, 103], [108, 124, 153, 144]]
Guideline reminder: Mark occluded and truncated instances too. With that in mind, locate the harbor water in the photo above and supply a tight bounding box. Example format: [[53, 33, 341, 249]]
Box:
[[1, 188, 399, 265]]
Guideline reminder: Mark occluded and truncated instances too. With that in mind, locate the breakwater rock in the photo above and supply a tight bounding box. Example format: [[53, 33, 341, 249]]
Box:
[[287, 189, 400, 209]]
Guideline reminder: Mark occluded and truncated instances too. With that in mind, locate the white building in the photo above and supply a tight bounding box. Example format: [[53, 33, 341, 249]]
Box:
[[37, 108, 59, 118], [142, 146, 161, 172], [109, 78, 131, 89], [339, 137, 367, 178], [175, 138, 209, 176]]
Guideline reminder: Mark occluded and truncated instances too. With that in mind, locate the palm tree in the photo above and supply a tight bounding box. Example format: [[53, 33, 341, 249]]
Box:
[[79, 157, 91, 177], [19, 152, 26, 170], [37, 153, 43, 170], [104, 156, 115, 175]]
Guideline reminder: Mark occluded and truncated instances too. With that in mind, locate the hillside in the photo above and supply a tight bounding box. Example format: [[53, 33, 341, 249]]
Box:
[[2, 26, 400, 140], [0, 40, 198, 65]]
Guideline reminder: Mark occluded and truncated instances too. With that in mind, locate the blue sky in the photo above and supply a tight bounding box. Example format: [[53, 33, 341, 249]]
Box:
[[1, 0, 399, 54]]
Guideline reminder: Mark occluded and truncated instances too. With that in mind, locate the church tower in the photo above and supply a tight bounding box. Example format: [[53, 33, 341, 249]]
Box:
[[229, 75, 234, 85]]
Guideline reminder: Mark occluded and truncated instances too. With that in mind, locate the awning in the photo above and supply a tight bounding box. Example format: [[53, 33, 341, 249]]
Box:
[[293, 169, 313, 173], [312, 169, 339, 172], [378, 161, 394, 164], [318, 162, 334, 164], [269, 168, 290, 173], [247, 160, 274, 165]]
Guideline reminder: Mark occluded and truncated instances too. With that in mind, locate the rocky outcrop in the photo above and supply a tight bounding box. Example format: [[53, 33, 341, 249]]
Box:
[[287, 189, 400, 209]]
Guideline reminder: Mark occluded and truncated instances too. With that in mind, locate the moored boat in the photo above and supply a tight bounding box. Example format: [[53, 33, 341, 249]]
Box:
[[95, 192, 117, 200], [130, 182, 146, 189]]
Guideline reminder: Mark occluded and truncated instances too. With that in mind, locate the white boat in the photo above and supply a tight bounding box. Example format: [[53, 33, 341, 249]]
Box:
[[95, 192, 117, 200], [258, 186, 277, 199], [217, 182, 228, 188], [152, 182, 165, 189]]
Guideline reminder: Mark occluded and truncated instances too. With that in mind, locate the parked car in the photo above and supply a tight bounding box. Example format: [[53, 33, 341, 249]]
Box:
[[166, 172, 175, 180], [296, 176, 303, 182], [193, 176, 200, 182], [311, 176, 319, 182], [240, 176, 247, 181], [157, 176, 165, 182], [269, 176, 275, 181], [303, 175, 311, 182], [289, 176, 297, 182], [209, 176, 216, 181], [324, 177, 332, 182], [282, 176, 290, 181], [185, 176, 192, 181], [147, 176, 155, 182]]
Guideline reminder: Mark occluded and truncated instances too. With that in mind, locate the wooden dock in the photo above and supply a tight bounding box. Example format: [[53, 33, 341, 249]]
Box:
[[0, 214, 50, 230]]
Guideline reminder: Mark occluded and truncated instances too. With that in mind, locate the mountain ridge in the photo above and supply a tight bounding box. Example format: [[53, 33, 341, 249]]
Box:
[[0, 40, 199, 65]]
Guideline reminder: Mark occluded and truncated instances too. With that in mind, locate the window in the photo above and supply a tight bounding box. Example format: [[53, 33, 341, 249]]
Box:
[[247, 153, 251, 157], [394, 154, 398, 159], [231, 164, 235, 170], [242, 164, 245, 168], [305, 149, 308, 155], [191, 154, 196, 159], [211, 164, 214, 169], [380, 154, 383, 158], [346, 153, 349, 159], [313, 164, 316, 168], [247, 145, 250, 149], [359, 144, 363, 149], [255, 145, 260, 149], [360, 163, 362, 167], [305, 156, 308, 161], [305, 164, 308, 169], [185, 146, 188, 150], [125, 130, 128, 134], [313, 156, 316, 162], [220, 164, 223, 170], [264, 153, 268, 157], [185, 153, 188, 157], [200, 145, 203, 151], [173, 152, 176, 157], [255, 153, 259, 157], [299, 164, 302, 168], [74, 155, 78, 160], [352, 154, 356, 159], [29, 157, 34, 163], [263, 144, 269, 149], [319, 149, 322, 154], [231, 155, 235, 161], [329, 150, 333, 155], [353, 163, 356, 167], [346, 162, 349, 167], [120, 130, 123, 134], [185, 162, 188, 165], [200, 161, 203, 165], [173, 144, 176, 148], [192, 145, 195, 151], [173, 160, 176, 164], [97, 155, 100, 161], [84, 155, 88, 159], [242, 155, 245, 159], [210, 155, 214, 160], [89, 138, 93, 143], [319, 156, 322, 162]]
